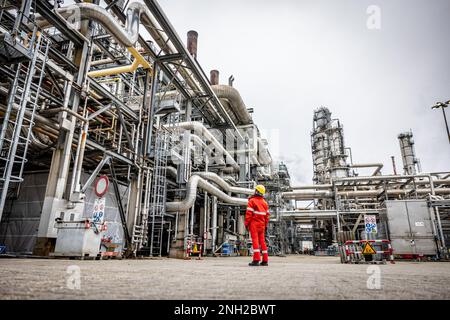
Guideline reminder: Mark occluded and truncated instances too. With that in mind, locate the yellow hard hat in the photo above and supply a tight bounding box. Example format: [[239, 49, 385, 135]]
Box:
[[255, 184, 266, 195]]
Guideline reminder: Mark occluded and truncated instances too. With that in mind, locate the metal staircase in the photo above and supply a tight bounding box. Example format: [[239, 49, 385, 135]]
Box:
[[0, 33, 50, 215]]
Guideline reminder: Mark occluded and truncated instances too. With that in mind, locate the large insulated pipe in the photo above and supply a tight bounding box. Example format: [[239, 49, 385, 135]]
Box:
[[187, 30, 198, 59], [166, 121, 239, 172], [210, 70, 219, 85], [282, 190, 334, 200], [35, 3, 152, 75], [282, 187, 450, 200], [290, 184, 333, 190], [211, 85, 252, 125], [166, 175, 247, 212], [338, 188, 450, 197], [36, 3, 137, 47], [192, 172, 253, 195]]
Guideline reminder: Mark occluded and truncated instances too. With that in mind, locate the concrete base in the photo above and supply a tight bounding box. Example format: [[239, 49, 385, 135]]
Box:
[[33, 237, 56, 256], [169, 211, 187, 259], [2, 256, 450, 299], [169, 247, 186, 259]]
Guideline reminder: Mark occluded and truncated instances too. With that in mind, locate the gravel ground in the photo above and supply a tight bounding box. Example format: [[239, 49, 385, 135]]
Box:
[[1, 255, 449, 300]]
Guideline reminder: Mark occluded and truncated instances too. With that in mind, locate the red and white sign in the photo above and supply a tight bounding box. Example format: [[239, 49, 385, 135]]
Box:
[[94, 175, 109, 198]]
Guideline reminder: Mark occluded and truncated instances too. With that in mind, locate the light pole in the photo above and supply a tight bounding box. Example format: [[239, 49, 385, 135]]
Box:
[[431, 101, 450, 144]]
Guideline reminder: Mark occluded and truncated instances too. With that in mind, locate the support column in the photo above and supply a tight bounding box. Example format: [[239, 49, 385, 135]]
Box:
[[211, 196, 217, 252], [169, 211, 188, 258], [34, 20, 91, 256]]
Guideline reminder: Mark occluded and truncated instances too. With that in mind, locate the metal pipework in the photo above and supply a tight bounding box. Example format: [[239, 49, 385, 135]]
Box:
[[35, 3, 152, 77], [283, 173, 446, 200], [229, 124, 260, 166], [166, 175, 247, 212], [290, 184, 333, 190], [282, 190, 334, 200], [337, 188, 450, 198], [279, 209, 381, 218], [192, 172, 254, 195], [88, 47, 151, 77], [140, 0, 243, 134], [165, 121, 240, 172], [350, 163, 383, 176], [282, 187, 450, 200], [211, 85, 252, 125], [36, 2, 141, 47], [333, 174, 432, 183]]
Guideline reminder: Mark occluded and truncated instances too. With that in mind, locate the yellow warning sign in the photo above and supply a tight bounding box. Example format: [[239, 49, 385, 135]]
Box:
[[362, 242, 377, 255]]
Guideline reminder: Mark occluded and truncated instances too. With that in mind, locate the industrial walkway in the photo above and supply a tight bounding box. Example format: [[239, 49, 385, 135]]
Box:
[[1, 256, 449, 299]]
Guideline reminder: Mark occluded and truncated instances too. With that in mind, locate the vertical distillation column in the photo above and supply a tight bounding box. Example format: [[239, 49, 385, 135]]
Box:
[[311, 107, 349, 235], [398, 131, 420, 175], [311, 107, 331, 185], [328, 119, 349, 180]]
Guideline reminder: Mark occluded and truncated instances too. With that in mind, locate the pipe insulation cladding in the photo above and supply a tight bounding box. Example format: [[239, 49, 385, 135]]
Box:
[[165, 121, 240, 172], [166, 175, 248, 212], [35, 2, 147, 47], [211, 85, 252, 125], [192, 172, 254, 195]]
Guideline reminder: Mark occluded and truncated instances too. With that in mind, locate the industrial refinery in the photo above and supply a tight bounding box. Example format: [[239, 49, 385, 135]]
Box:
[[0, 0, 449, 302]]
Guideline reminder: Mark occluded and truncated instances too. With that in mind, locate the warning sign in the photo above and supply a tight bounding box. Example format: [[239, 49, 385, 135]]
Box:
[[362, 242, 377, 255], [92, 197, 106, 223], [364, 215, 377, 234]]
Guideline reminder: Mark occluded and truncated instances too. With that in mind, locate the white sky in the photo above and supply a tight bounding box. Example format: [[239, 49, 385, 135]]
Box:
[[157, 0, 450, 184]]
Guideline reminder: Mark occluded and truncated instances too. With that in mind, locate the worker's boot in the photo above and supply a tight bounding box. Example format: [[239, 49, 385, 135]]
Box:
[[248, 260, 260, 266], [260, 261, 269, 266]]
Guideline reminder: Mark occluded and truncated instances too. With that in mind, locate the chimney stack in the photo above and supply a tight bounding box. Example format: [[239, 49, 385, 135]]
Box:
[[187, 30, 198, 59], [210, 70, 219, 85], [228, 75, 235, 87]]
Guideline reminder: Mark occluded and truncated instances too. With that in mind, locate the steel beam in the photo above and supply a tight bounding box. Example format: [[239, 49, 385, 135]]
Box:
[[35, 0, 84, 47]]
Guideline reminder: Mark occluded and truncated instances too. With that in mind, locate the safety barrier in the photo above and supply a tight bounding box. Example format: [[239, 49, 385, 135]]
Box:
[[340, 240, 395, 264], [185, 238, 203, 259]]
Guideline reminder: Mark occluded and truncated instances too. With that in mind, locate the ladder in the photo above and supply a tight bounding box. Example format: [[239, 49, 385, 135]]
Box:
[[148, 130, 169, 256], [0, 33, 50, 216], [131, 169, 152, 250]]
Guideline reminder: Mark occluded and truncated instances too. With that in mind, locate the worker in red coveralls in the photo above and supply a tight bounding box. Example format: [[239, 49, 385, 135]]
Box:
[[245, 185, 270, 266]]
